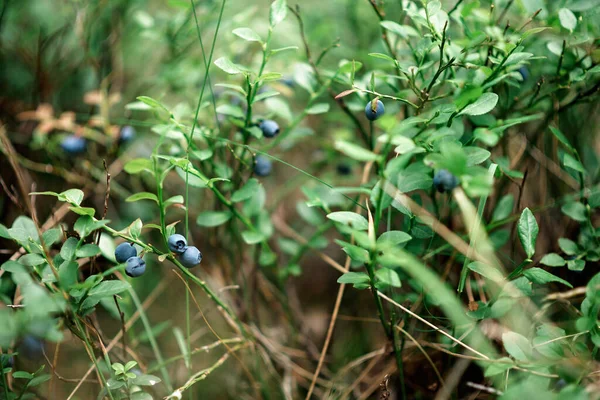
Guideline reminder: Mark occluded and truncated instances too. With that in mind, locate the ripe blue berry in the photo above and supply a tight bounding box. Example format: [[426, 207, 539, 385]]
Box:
[[125, 257, 146, 277], [19, 335, 44, 360], [518, 66, 529, 81], [259, 120, 280, 138], [120, 125, 136, 142], [180, 246, 202, 268], [168, 234, 188, 254], [115, 242, 137, 263], [0, 354, 14, 369], [60, 135, 86, 154], [433, 169, 460, 193], [364, 99, 384, 121], [254, 155, 272, 177], [337, 163, 352, 176]]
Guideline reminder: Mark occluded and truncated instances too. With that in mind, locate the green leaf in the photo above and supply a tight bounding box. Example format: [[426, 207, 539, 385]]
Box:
[[327, 212, 368, 231], [523, 268, 573, 288], [468, 261, 504, 282], [368, 52, 396, 62], [128, 218, 143, 240], [517, 208, 538, 259], [0, 223, 10, 239], [61, 189, 85, 206], [231, 179, 259, 203], [558, 8, 577, 31], [377, 231, 412, 247], [502, 331, 532, 362], [69, 206, 95, 216], [540, 253, 566, 267], [549, 126, 573, 150], [561, 202, 587, 222], [132, 374, 161, 386], [232, 27, 262, 42], [196, 211, 232, 227], [458, 93, 499, 116], [74, 216, 108, 238], [214, 57, 247, 75], [241, 231, 265, 245], [558, 238, 579, 255], [269, 0, 287, 26], [60, 237, 79, 261], [126, 192, 159, 203], [19, 253, 46, 267], [164, 195, 184, 209], [216, 104, 245, 118], [492, 195, 514, 222], [137, 96, 170, 113], [464, 147, 491, 166], [88, 280, 131, 298], [334, 140, 379, 162], [337, 271, 370, 289], [76, 244, 101, 258], [380, 21, 418, 38], [484, 357, 514, 376], [305, 103, 330, 114], [124, 158, 154, 175], [568, 259, 585, 271], [375, 268, 402, 288], [562, 153, 586, 174]]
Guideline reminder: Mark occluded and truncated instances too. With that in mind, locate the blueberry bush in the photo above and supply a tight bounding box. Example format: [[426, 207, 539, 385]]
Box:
[[0, 0, 599, 398]]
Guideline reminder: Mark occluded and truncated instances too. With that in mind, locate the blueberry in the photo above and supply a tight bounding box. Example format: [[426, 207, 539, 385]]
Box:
[[0, 354, 14, 369], [259, 120, 280, 138], [168, 234, 188, 254], [254, 155, 272, 177], [281, 77, 294, 88], [125, 257, 146, 277], [180, 246, 202, 268], [115, 242, 137, 264], [60, 135, 86, 154], [119, 125, 136, 142], [336, 163, 352, 176], [518, 66, 529, 80], [19, 335, 44, 360], [364, 99, 384, 121], [433, 169, 460, 193]]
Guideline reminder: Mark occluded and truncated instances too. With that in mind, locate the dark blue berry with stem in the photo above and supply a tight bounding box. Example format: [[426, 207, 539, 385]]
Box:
[[125, 257, 146, 277], [115, 242, 137, 263], [433, 169, 460, 193], [180, 246, 202, 268], [259, 120, 280, 138], [168, 234, 188, 254], [60, 135, 86, 154], [254, 155, 272, 177], [364, 99, 384, 121]]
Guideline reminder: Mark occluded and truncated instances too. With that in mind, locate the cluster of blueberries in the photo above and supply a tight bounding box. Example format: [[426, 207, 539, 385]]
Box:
[[253, 120, 279, 177], [114, 234, 202, 278], [60, 125, 136, 154]]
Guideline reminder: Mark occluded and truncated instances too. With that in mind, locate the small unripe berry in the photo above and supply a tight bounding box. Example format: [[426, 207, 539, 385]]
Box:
[[364, 99, 385, 121], [115, 242, 137, 263], [125, 257, 146, 277], [433, 169, 460, 193], [259, 120, 280, 138], [60, 135, 87, 154], [168, 234, 188, 254], [254, 155, 272, 177], [180, 246, 202, 268]]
